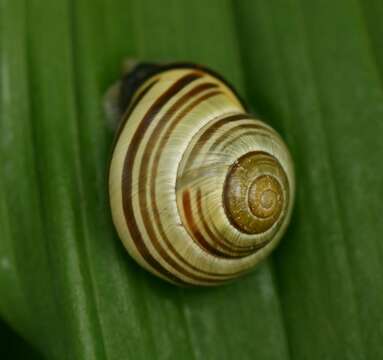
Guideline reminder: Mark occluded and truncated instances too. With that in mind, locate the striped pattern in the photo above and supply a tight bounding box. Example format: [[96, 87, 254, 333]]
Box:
[[109, 66, 295, 286]]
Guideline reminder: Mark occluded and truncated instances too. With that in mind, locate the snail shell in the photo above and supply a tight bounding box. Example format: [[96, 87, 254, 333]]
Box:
[[108, 63, 295, 286]]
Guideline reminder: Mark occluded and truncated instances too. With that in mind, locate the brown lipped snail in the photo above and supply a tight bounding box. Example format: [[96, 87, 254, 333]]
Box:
[[106, 62, 295, 286]]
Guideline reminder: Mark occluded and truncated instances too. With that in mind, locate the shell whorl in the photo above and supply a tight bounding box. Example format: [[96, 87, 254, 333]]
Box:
[[108, 65, 295, 286]]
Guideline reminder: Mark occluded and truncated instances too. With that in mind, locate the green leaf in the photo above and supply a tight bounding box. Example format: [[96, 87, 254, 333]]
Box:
[[0, 319, 42, 359], [0, 0, 382, 359]]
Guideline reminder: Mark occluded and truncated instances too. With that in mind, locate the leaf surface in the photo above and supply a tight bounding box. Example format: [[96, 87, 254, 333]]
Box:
[[0, 0, 382, 359]]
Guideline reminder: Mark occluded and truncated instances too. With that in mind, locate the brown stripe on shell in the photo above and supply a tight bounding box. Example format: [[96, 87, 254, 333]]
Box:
[[122, 72, 203, 285], [138, 83, 237, 281], [123, 73, 242, 284], [144, 88, 242, 278], [182, 190, 234, 258], [184, 113, 250, 169], [222, 129, 270, 152], [210, 122, 274, 152]]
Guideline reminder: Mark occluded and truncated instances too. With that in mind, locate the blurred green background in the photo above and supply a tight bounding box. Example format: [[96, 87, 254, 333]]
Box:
[[1, 0, 383, 359]]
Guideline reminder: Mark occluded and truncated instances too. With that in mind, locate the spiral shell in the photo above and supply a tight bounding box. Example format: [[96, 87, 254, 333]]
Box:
[[108, 63, 295, 286]]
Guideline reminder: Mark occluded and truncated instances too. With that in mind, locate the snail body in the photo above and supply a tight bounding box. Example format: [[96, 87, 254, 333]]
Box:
[[108, 63, 295, 286]]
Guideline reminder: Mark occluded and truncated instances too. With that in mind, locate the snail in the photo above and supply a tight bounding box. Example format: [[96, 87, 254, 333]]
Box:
[[107, 62, 295, 286]]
